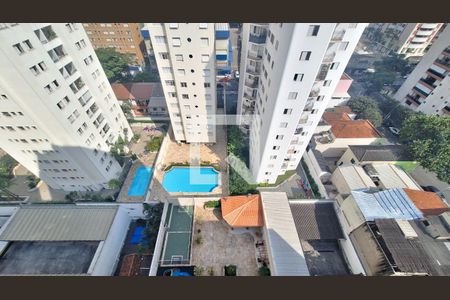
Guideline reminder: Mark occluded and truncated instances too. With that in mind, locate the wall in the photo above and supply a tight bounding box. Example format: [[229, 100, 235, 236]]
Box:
[[148, 201, 170, 276], [314, 137, 382, 158], [302, 150, 328, 198]]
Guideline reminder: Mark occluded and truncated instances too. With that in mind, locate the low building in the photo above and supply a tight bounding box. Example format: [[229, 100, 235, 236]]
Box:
[[0, 205, 131, 276], [313, 110, 385, 158], [220, 194, 263, 228], [403, 188, 450, 216], [338, 145, 414, 166], [331, 164, 377, 196], [111, 82, 169, 120], [361, 163, 421, 190]]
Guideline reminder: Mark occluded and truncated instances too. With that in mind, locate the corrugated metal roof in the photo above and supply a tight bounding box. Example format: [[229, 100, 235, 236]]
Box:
[[368, 164, 420, 190], [0, 206, 118, 241], [260, 192, 310, 276], [289, 202, 344, 240], [349, 145, 413, 162], [395, 219, 418, 239], [352, 189, 423, 221], [334, 165, 377, 192]]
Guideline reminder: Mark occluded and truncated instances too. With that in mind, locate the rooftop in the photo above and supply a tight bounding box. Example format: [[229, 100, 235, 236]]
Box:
[[220, 194, 263, 228], [322, 112, 382, 138], [363, 163, 421, 190], [0, 206, 118, 241], [403, 189, 450, 216], [352, 188, 423, 221], [111, 82, 164, 100], [348, 145, 414, 162], [332, 164, 377, 194]]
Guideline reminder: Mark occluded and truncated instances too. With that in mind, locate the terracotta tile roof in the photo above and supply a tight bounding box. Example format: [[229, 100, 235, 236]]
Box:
[[220, 194, 263, 227], [111, 83, 154, 100], [403, 188, 450, 216], [323, 111, 381, 138]]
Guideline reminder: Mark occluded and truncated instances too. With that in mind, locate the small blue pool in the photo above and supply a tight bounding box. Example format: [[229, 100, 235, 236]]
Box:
[[128, 166, 153, 196], [162, 167, 219, 193]]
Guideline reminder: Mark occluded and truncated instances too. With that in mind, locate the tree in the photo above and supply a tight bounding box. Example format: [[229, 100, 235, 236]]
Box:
[[121, 102, 132, 117], [108, 179, 121, 189], [347, 96, 383, 127], [95, 48, 133, 82], [363, 70, 396, 93], [378, 96, 419, 127], [374, 53, 413, 76], [400, 114, 450, 182]]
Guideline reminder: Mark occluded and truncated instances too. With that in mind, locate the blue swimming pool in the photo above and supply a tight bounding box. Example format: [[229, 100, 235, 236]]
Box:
[[128, 166, 153, 196], [162, 167, 219, 193]]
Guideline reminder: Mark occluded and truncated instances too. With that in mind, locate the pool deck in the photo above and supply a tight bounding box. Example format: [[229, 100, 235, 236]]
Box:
[[150, 125, 228, 200]]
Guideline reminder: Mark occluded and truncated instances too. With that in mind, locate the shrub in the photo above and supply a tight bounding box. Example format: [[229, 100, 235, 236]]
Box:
[[224, 265, 237, 276], [131, 133, 141, 143], [195, 234, 203, 245], [207, 267, 215, 276], [107, 178, 121, 189], [145, 136, 163, 152], [204, 200, 220, 208], [194, 266, 204, 276], [27, 175, 40, 189], [258, 265, 271, 276]]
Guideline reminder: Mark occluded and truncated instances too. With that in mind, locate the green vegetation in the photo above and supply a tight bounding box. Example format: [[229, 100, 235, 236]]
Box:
[[107, 178, 122, 189], [95, 48, 133, 82], [0, 154, 17, 189], [110, 136, 127, 166], [124, 70, 160, 83], [400, 114, 450, 182], [131, 133, 141, 143], [347, 96, 382, 127], [143, 203, 164, 252], [394, 161, 419, 174], [195, 234, 203, 245], [378, 95, 419, 127], [26, 175, 40, 189], [258, 170, 296, 188], [224, 265, 237, 276], [204, 200, 220, 208], [145, 136, 163, 152], [194, 266, 204, 276], [258, 265, 271, 276], [65, 191, 114, 202], [301, 159, 320, 198], [121, 102, 132, 118], [207, 267, 215, 276]]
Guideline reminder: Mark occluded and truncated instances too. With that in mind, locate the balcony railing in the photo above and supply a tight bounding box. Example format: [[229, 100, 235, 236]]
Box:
[[426, 68, 445, 80], [316, 63, 331, 81], [413, 86, 429, 97], [434, 58, 450, 70], [406, 94, 422, 106], [247, 52, 263, 61], [419, 78, 437, 90], [443, 106, 450, 115], [249, 33, 267, 44], [245, 78, 258, 88]]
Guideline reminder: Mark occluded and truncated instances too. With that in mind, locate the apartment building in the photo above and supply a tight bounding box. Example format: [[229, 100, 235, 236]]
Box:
[[82, 23, 145, 66], [0, 23, 131, 192], [147, 23, 216, 143], [394, 25, 450, 116], [238, 23, 367, 184], [215, 23, 232, 78], [368, 23, 444, 59]]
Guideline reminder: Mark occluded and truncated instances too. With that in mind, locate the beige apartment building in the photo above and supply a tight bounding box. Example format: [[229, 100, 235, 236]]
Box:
[[82, 23, 145, 65]]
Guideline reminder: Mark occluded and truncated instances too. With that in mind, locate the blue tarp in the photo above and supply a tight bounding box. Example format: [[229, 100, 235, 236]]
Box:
[[131, 226, 146, 244]]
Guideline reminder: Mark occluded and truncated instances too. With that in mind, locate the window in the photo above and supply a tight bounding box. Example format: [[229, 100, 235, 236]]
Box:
[[204, 82, 210, 88], [275, 40, 279, 50], [169, 23, 179, 29], [160, 52, 169, 59], [205, 94, 212, 101], [276, 135, 284, 140], [294, 73, 304, 82], [184, 105, 190, 110], [201, 54, 209, 62], [299, 51, 311, 61], [339, 42, 349, 51], [203, 69, 211, 77], [350, 158, 356, 164], [165, 80, 175, 86], [283, 109, 292, 115], [270, 155, 277, 160], [199, 23, 208, 29], [280, 122, 288, 128], [172, 37, 181, 47], [30, 65, 40, 76], [182, 94, 189, 99], [323, 80, 332, 86], [154, 36, 166, 43], [180, 82, 187, 87], [13, 43, 25, 54], [162, 67, 172, 73], [273, 146, 280, 150], [270, 34, 275, 44], [84, 55, 93, 65], [288, 92, 298, 100], [168, 92, 177, 97], [308, 25, 320, 36], [317, 95, 325, 101], [200, 38, 209, 46], [330, 62, 340, 70], [175, 54, 183, 61], [177, 69, 186, 75]]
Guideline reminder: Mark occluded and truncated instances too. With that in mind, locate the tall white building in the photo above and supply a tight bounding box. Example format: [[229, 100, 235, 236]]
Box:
[[394, 25, 450, 116], [0, 23, 131, 192], [238, 23, 367, 184], [147, 23, 216, 143]]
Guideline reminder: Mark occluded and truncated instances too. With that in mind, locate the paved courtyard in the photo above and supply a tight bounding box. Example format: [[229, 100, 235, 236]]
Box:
[[191, 205, 259, 276], [150, 125, 228, 201]]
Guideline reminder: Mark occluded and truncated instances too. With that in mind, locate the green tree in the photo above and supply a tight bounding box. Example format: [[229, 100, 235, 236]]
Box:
[[374, 53, 413, 76], [378, 96, 419, 127], [121, 102, 132, 117], [400, 114, 450, 182], [347, 96, 383, 127], [95, 48, 133, 82], [108, 179, 121, 189]]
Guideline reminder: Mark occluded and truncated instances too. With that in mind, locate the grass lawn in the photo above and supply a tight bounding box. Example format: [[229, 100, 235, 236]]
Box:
[[395, 161, 419, 173], [259, 170, 296, 187]]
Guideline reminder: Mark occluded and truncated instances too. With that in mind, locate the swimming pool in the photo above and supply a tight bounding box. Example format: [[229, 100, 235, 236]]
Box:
[[162, 167, 219, 193], [128, 166, 153, 196]]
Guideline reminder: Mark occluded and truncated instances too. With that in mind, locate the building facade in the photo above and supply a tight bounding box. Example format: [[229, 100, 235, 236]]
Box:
[[0, 23, 131, 191], [394, 25, 450, 116], [238, 23, 367, 184], [368, 23, 444, 59], [82, 23, 145, 66], [147, 23, 216, 143]]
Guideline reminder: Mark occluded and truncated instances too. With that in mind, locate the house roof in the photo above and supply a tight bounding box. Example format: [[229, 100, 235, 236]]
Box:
[[289, 202, 344, 240], [111, 82, 163, 100], [352, 188, 423, 221], [0, 206, 118, 241], [403, 189, 450, 216], [220, 195, 263, 227], [260, 192, 310, 276], [363, 163, 421, 190], [348, 145, 413, 162], [322, 112, 382, 138], [332, 164, 377, 195]]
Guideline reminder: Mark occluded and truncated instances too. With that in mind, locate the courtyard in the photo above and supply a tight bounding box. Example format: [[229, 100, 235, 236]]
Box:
[[191, 204, 259, 276]]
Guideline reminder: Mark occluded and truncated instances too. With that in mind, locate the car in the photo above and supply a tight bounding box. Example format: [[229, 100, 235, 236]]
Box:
[[234, 71, 239, 79], [388, 127, 400, 136]]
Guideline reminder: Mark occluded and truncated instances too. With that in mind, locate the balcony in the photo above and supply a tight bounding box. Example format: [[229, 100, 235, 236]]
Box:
[[247, 52, 263, 61], [419, 77, 437, 90], [315, 63, 331, 81], [245, 78, 258, 88], [426, 68, 445, 80], [70, 77, 86, 94], [331, 30, 345, 41], [34, 25, 57, 44], [246, 64, 262, 76], [442, 106, 450, 115], [59, 62, 77, 79], [406, 94, 422, 106], [443, 47, 450, 58], [249, 33, 267, 44], [47, 45, 67, 63], [78, 90, 92, 107], [434, 58, 450, 71], [413, 86, 429, 98]]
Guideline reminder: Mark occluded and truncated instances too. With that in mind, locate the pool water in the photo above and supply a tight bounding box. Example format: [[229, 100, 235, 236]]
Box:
[[128, 166, 153, 196], [162, 167, 219, 193]]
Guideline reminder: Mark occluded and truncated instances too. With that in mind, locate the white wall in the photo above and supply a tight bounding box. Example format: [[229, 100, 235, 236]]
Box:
[[314, 137, 385, 158]]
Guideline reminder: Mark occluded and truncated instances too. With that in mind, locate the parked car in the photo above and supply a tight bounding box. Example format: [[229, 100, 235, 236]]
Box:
[[234, 71, 239, 79], [388, 127, 400, 136]]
